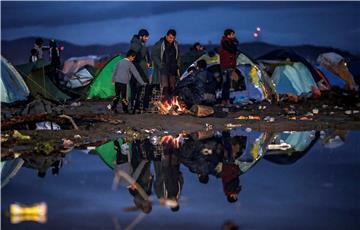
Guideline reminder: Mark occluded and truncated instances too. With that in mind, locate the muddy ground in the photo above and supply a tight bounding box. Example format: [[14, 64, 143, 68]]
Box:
[[2, 94, 360, 160]]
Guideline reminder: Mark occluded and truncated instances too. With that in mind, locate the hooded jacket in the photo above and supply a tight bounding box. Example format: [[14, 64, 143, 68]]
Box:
[[130, 35, 149, 83]]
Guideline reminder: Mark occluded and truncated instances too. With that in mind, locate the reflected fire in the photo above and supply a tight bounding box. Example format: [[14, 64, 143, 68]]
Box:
[[160, 133, 186, 148]]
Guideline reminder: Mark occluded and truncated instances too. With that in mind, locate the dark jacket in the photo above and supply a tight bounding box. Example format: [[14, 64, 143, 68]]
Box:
[[130, 35, 149, 83], [151, 37, 181, 84], [219, 36, 239, 70]]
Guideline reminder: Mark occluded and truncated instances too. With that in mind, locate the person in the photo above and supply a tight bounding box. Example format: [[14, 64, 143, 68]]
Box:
[[29, 48, 38, 63], [129, 29, 151, 113], [152, 29, 181, 102], [49, 39, 61, 86], [49, 39, 61, 68], [33, 37, 49, 60], [110, 50, 146, 114], [219, 29, 239, 106], [181, 42, 205, 73]]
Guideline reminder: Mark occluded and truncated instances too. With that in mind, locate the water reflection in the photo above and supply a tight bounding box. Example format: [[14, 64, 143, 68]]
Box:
[[91, 128, 323, 213], [1, 128, 357, 229]]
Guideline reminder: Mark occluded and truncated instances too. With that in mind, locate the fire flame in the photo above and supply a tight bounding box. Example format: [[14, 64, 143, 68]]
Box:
[[162, 96, 186, 114], [160, 133, 185, 148]]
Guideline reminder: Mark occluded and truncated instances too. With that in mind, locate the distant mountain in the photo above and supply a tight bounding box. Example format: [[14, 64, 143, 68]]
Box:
[[1, 37, 359, 65]]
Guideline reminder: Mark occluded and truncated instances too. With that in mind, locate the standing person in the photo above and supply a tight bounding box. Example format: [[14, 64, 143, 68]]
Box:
[[34, 37, 49, 60], [110, 50, 146, 114], [219, 29, 239, 106], [152, 29, 181, 102], [49, 39, 61, 86], [129, 29, 150, 113]]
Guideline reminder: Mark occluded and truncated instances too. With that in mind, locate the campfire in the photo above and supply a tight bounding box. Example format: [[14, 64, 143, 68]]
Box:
[[154, 96, 187, 115], [160, 133, 185, 148]]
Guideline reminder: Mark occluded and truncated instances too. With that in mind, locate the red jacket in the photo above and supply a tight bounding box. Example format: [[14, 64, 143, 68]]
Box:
[[219, 36, 239, 70]]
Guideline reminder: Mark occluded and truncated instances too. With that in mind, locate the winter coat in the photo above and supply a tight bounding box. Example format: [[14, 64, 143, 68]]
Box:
[[130, 35, 149, 83], [219, 36, 239, 70], [151, 37, 181, 84]]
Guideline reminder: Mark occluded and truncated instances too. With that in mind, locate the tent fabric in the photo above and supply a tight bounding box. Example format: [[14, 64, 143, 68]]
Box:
[[271, 62, 318, 96], [87, 55, 129, 99], [24, 67, 70, 102], [230, 65, 267, 102], [1, 56, 30, 103], [257, 49, 324, 83], [317, 52, 358, 91], [317, 52, 344, 66], [66, 67, 94, 89], [316, 65, 346, 88], [62, 55, 108, 75], [95, 138, 132, 170], [264, 131, 318, 165], [1, 158, 24, 188]]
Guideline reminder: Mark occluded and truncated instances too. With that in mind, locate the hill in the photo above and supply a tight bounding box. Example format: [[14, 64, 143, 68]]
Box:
[[1, 37, 359, 65]]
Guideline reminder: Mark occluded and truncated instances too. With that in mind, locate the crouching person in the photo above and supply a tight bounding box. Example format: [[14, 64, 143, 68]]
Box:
[[110, 50, 147, 113]]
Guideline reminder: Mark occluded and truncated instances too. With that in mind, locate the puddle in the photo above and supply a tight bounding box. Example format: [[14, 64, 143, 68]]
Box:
[[1, 129, 360, 229]]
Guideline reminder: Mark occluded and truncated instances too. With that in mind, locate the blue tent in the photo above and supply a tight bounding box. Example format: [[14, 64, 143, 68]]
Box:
[[272, 62, 318, 96], [316, 65, 346, 88], [1, 56, 30, 103]]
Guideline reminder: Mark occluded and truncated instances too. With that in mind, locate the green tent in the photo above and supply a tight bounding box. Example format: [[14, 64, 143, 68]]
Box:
[[88, 55, 132, 99], [94, 138, 132, 170], [15, 61, 71, 102]]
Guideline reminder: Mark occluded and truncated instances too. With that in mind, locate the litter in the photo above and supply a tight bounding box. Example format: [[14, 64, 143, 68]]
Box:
[[312, 108, 319, 114], [344, 110, 352, 115], [13, 130, 30, 140], [236, 115, 261, 120], [70, 102, 81, 107], [245, 127, 252, 132], [74, 134, 81, 139], [226, 123, 242, 128], [36, 121, 61, 130], [353, 110, 359, 114], [322, 104, 328, 109]]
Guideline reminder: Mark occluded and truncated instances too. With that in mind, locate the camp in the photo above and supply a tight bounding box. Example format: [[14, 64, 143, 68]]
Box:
[[257, 49, 327, 97], [1, 56, 30, 104]]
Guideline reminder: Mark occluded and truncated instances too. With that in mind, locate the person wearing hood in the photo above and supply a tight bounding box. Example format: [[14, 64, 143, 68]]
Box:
[[130, 29, 151, 113], [152, 29, 181, 102], [219, 29, 239, 106]]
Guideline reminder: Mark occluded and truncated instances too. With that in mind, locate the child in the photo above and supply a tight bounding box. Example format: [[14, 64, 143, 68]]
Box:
[[110, 50, 146, 113]]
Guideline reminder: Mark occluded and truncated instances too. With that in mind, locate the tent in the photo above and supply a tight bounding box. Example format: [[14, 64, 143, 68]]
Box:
[[316, 65, 346, 89], [257, 49, 328, 96], [264, 131, 319, 165], [317, 52, 358, 90], [62, 55, 109, 75], [65, 66, 95, 89], [179, 52, 273, 104], [20, 64, 70, 102], [87, 55, 128, 99], [1, 56, 30, 104], [93, 138, 132, 170], [1, 158, 24, 188]]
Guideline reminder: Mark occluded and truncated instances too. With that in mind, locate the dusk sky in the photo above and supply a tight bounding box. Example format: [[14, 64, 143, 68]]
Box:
[[1, 1, 360, 53]]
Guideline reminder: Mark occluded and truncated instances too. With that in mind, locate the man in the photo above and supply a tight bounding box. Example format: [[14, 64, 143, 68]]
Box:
[[110, 50, 146, 113], [130, 29, 151, 113], [219, 29, 239, 106], [180, 42, 205, 73], [152, 29, 181, 102]]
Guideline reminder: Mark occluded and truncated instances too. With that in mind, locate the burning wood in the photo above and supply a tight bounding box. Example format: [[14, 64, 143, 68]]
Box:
[[153, 96, 187, 115]]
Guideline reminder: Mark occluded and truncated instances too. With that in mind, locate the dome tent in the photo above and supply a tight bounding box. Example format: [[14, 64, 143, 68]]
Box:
[[1, 56, 30, 104]]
